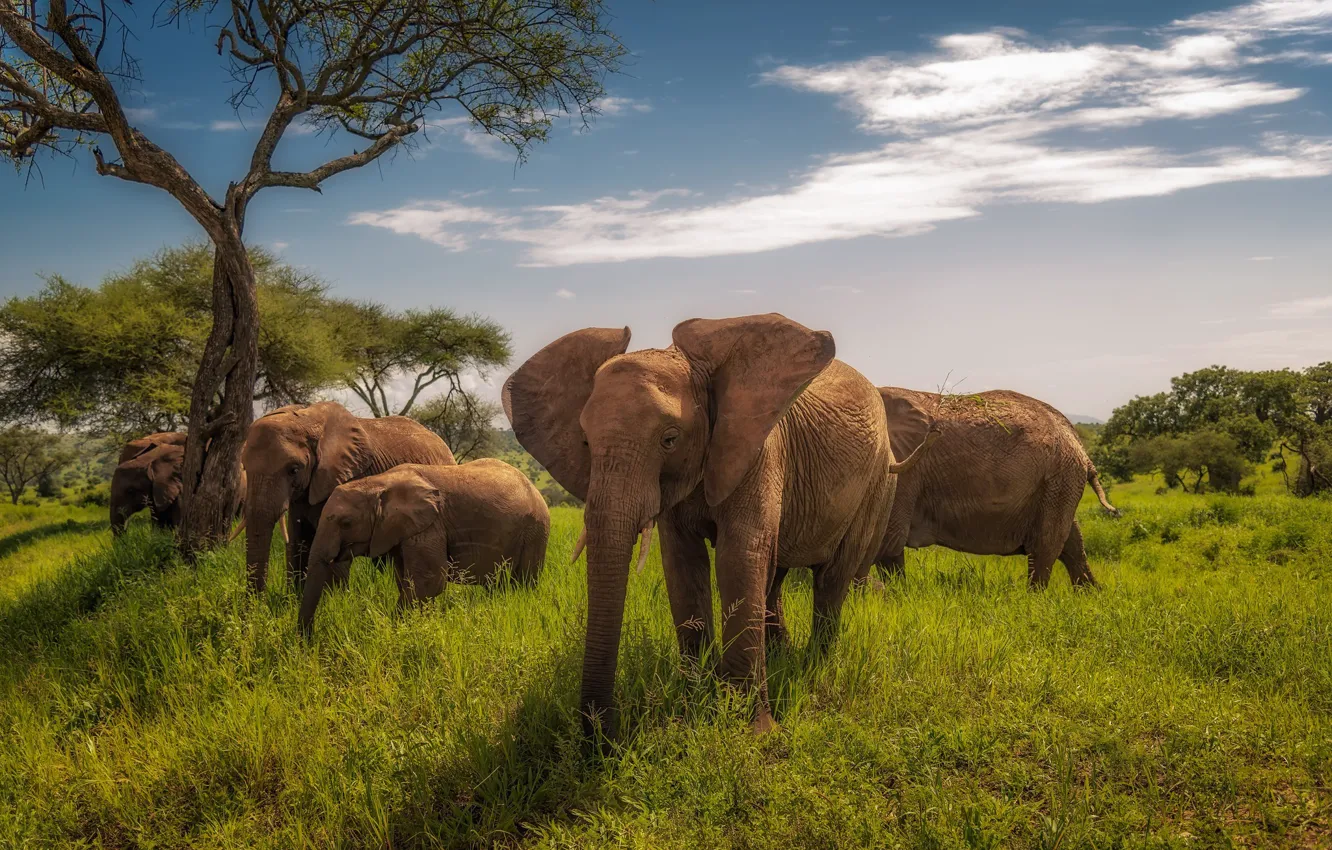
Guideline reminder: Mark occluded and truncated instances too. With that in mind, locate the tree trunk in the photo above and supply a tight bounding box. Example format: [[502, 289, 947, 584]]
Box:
[[177, 229, 260, 557]]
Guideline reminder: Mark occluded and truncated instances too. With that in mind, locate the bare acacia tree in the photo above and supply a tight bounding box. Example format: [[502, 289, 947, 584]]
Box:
[[1, 0, 623, 554]]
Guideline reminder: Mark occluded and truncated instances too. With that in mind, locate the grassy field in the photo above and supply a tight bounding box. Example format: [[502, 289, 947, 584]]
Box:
[[0, 483, 1328, 848]]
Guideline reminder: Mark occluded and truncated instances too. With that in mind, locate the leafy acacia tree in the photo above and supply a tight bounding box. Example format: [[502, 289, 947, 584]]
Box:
[[1, 0, 623, 553], [0, 244, 346, 438], [412, 392, 501, 461], [1103, 362, 1332, 495], [0, 425, 74, 504], [326, 300, 510, 417]]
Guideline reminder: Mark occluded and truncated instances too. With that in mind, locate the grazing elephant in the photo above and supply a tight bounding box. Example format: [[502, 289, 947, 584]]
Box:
[[240, 401, 455, 593], [298, 459, 550, 636], [110, 443, 186, 536], [858, 388, 1119, 589], [112, 441, 249, 537], [504, 313, 932, 737], [117, 431, 187, 465]]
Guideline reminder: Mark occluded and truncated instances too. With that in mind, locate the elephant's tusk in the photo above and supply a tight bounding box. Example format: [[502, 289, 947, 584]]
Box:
[[280, 511, 289, 544], [570, 525, 587, 564], [229, 514, 247, 543], [635, 521, 655, 574]]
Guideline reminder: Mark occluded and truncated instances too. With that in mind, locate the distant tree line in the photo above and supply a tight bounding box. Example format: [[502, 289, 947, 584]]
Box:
[[1090, 364, 1332, 496]]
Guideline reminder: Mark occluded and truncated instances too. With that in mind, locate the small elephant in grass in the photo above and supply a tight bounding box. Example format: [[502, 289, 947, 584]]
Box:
[[858, 388, 1119, 589], [297, 460, 550, 637]]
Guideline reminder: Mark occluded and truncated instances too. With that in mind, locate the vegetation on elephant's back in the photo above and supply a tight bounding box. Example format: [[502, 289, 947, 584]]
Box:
[[0, 487, 1328, 847]]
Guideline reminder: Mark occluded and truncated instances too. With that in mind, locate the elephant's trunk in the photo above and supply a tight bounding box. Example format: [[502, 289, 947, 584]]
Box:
[[110, 503, 129, 537], [298, 535, 339, 638], [244, 484, 287, 594], [579, 452, 659, 741]]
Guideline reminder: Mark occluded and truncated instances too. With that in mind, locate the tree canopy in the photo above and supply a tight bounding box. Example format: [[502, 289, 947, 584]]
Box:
[[1100, 363, 1332, 495], [0, 243, 511, 439]]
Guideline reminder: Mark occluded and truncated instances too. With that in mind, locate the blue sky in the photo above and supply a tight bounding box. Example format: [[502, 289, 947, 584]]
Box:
[[3, 0, 1332, 419]]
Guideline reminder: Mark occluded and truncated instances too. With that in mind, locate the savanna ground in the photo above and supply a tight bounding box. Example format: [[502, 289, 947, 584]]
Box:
[[0, 471, 1328, 848]]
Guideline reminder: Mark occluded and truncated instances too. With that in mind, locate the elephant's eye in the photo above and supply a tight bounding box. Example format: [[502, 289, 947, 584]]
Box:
[[288, 463, 300, 476], [660, 428, 681, 451]]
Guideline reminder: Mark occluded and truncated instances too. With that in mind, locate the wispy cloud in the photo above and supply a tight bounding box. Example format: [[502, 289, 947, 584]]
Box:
[[271, 241, 289, 251], [211, 120, 246, 132], [125, 107, 157, 123], [509, 188, 540, 193], [353, 0, 1332, 266], [594, 96, 653, 115], [1249, 254, 1277, 260], [729, 288, 759, 295], [347, 201, 517, 251], [1267, 294, 1332, 317], [554, 288, 576, 299], [819, 285, 864, 294]]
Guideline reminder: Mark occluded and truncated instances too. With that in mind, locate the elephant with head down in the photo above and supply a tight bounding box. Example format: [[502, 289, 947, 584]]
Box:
[[240, 401, 455, 593], [504, 313, 933, 738]]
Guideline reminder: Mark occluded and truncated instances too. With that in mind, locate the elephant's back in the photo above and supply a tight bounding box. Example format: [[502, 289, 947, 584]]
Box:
[[901, 389, 1090, 553], [434, 459, 549, 526], [368, 416, 456, 465]]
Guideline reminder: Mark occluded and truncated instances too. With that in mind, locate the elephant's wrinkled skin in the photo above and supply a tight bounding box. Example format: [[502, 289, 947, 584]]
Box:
[[240, 401, 455, 593], [859, 388, 1119, 589], [298, 459, 550, 636], [110, 442, 186, 536], [505, 313, 918, 737]]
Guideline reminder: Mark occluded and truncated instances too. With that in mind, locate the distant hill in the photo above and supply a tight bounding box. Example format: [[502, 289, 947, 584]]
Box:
[[1067, 414, 1104, 425]]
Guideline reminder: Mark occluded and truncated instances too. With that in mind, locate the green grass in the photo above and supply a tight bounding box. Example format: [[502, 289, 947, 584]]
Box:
[[0, 490, 1328, 848]]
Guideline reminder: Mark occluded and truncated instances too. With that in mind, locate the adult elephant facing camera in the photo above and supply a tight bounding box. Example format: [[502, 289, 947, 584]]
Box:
[[241, 401, 455, 593], [505, 313, 921, 738]]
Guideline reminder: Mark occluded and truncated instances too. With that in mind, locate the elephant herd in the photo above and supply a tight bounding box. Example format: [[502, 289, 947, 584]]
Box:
[[111, 312, 1117, 737]]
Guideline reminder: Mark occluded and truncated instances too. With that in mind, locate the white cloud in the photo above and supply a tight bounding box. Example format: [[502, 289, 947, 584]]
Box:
[[1267, 294, 1332, 317], [125, 107, 157, 122], [819, 285, 864, 294], [271, 241, 289, 251], [509, 188, 541, 193], [1249, 254, 1276, 260], [1200, 317, 1238, 324], [353, 0, 1332, 265], [211, 120, 245, 132], [594, 96, 653, 115], [554, 288, 576, 299], [347, 201, 517, 251], [729, 288, 759, 295], [162, 121, 204, 131]]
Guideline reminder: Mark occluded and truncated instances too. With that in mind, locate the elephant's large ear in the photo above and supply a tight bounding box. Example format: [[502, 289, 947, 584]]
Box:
[[502, 327, 631, 502], [673, 313, 835, 507], [149, 450, 184, 514], [309, 403, 369, 505], [881, 388, 935, 463], [369, 472, 441, 558]]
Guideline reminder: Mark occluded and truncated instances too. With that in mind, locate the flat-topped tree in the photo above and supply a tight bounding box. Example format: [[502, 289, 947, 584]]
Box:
[[0, 0, 623, 554]]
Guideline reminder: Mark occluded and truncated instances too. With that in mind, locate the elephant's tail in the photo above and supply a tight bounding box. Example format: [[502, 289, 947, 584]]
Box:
[[1088, 465, 1120, 517]]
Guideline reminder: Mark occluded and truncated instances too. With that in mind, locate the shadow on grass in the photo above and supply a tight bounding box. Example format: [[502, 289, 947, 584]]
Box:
[[384, 640, 615, 846], [0, 528, 178, 659], [0, 519, 106, 560]]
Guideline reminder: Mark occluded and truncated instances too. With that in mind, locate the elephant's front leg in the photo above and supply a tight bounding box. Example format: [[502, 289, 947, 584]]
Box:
[[658, 515, 714, 666], [286, 510, 317, 591], [396, 536, 447, 611], [713, 512, 780, 734]]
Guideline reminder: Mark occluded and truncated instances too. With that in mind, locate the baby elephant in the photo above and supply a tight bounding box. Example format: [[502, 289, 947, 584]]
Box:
[[298, 459, 550, 636]]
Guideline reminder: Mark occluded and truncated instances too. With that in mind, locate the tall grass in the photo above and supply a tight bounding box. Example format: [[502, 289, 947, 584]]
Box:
[[0, 494, 1328, 848]]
